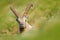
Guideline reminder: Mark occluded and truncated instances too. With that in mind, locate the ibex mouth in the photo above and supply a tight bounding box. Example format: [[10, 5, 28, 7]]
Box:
[[20, 27, 24, 33], [19, 23, 25, 33]]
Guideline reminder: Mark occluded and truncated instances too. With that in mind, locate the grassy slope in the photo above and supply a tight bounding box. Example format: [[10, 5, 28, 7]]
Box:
[[0, 0, 60, 40]]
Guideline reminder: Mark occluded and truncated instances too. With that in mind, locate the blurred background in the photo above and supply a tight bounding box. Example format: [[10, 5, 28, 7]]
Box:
[[0, 0, 60, 40]]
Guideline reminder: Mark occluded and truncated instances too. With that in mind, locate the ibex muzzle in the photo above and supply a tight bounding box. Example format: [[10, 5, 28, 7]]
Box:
[[10, 3, 33, 33]]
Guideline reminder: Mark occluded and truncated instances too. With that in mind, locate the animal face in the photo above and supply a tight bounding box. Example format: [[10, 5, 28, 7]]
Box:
[[17, 17, 32, 33], [10, 3, 33, 33]]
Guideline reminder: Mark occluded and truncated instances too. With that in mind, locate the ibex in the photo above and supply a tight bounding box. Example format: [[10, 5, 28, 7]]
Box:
[[10, 3, 33, 33]]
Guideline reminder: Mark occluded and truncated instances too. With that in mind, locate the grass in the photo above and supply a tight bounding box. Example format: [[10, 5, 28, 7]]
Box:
[[0, 0, 60, 40]]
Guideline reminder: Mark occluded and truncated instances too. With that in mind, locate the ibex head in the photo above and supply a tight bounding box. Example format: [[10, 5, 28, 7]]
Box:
[[10, 3, 33, 33]]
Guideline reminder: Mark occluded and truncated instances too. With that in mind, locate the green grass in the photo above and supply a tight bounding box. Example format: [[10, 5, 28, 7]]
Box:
[[0, 0, 60, 40]]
